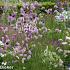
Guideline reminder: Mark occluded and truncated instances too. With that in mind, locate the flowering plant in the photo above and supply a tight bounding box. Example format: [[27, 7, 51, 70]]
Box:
[[42, 46, 64, 70]]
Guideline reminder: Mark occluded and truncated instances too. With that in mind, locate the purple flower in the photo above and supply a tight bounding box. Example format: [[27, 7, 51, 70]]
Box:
[[60, 15, 64, 20], [12, 12, 16, 17], [12, 34, 17, 41], [8, 14, 16, 22], [20, 8, 25, 15], [63, 1, 67, 7], [33, 27, 38, 33], [31, 3, 36, 10], [1, 37, 5, 43], [0, 48, 3, 53]]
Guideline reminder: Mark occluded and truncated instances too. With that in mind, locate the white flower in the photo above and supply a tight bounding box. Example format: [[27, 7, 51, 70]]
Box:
[[58, 39, 63, 41], [54, 64, 58, 68], [59, 59, 63, 66], [23, 67, 26, 69], [16, 56, 19, 59], [24, 54, 27, 57], [27, 55, 31, 60], [0, 41, 4, 46], [55, 10, 70, 22], [68, 67, 70, 70], [22, 58, 26, 63], [55, 29, 61, 33], [2, 62, 7, 65], [62, 10, 67, 15], [58, 49, 63, 53], [62, 42, 68, 45], [66, 36, 70, 40], [64, 50, 70, 54], [28, 50, 32, 55], [69, 44, 70, 46], [0, 53, 6, 57], [19, 54, 23, 56]]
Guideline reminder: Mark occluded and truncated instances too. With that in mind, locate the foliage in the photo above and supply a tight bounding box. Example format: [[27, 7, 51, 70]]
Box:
[[41, 2, 55, 9], [0, 1, 70, 70]]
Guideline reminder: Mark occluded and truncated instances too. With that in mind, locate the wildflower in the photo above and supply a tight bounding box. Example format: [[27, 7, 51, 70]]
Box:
[[66, 36, 70, 40], [33, 27, 38, 33], [0, 48, 4, 53], [23, 54, 27, 57], [21, 47, 26, 53], [22, 58, 26, 63], [60, 14, 65, 20], [0, 41, 4, 46], [6, 38, 10, 43], [64, 50, 70, 54], [28, 50, 32, 55], [69, 44, 70, 46], [62, 42, 68, 45], [1, 37, 5, 43], [54, 5, 58, 8], [59, 59, 63, 66], [31, 3, 35, 10], [2, 62, 7, 65], [55, 29, 61, 33], [3, 27, 8, 33], [23, 67, 26, 69], [48, 29, 51, 31], [47, 9, 53, 14], [54, 64, 58, 68], [12, 34, 17, 41], [27, 55, 31, 60], [54, 10, 58, 13], [68, 67, 70, 70], [58, 49, 63, 53], [8, 13, 16, 23], [58, 39, 63, 41], [16, 56, 19, 59], [0, 53, 4, 57], [19, 54, 23, 57], [16, 42, 20, 46], [5, 35, 9, 40]]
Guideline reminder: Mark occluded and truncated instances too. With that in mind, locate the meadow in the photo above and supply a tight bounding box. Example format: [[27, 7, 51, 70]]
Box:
[[0, 0, 70, 70]]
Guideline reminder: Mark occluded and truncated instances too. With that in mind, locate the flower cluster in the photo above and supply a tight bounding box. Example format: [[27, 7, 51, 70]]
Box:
[[0, 2, 40, 65], [16, 2, 39, 40], [7, 12, 16, 24], [55, 10, 70, 22], [42, 46, 64, 69]]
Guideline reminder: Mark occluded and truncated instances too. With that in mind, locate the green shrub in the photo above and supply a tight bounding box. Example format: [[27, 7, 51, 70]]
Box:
[[41, 2, 55, 9], [30, 0, 56, 2]]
